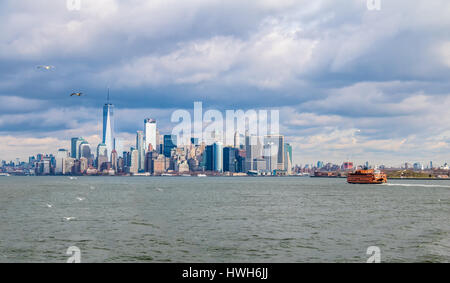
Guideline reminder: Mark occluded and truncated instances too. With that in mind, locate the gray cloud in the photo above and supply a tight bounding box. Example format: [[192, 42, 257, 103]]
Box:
[[0, 0, 450, 165]]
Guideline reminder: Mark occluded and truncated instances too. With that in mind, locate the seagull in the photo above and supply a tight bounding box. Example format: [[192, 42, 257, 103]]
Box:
[[37, 65, 54, 70], [70, 92, 83, 97], [45, 203, 53, 208]]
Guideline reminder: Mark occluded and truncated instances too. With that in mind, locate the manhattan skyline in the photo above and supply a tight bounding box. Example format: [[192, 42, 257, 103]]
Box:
[[1, 0, 450, 166]]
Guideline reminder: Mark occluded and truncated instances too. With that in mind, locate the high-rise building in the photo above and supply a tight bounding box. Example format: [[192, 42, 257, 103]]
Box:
[[234, 132, 240, 148], [97, 143, 108, 170], [245, 134, 262, 172], [144, 118, 157, 152], [163, 135, 177, 158], [111, 150, 118, 171], [63, 157, 75, 175], [213, 142, 223, 172], [284, 143, 292, 175], [191, 137, 199, 146], [55, 149, 69, 174], [79, 157, 88, 173], [342, 162, 353, 170], [153, 155, 167, 175], [129, 149, 139, 174], [114, 138, 122, 157], [264, 135, 285, 170], [102, 94, 114, 161], [136, 131, 145, 171], [71, 137, 84, 159], [79, 141, 91, 159], [144, 151, 156, 173], [204, 145, 214, 171], [223, 147, 238, 172]]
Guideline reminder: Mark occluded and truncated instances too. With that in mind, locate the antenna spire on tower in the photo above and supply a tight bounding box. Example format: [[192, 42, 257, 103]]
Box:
[[107, 88, 110, 103]]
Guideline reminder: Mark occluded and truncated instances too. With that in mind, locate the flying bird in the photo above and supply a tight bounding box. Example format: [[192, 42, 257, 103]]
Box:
[[70, 92, 83, 97], [37, 65, 54, 70]]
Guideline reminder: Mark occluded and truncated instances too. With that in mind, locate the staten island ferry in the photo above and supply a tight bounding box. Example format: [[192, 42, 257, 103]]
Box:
[[347, 169, 387, 184]]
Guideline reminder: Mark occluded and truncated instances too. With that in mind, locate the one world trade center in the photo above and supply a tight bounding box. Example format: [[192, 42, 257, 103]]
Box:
[[102, 92, 114, 161]]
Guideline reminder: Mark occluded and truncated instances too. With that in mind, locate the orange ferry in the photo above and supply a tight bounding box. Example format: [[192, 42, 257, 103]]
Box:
[[347, 169, 387, 184]]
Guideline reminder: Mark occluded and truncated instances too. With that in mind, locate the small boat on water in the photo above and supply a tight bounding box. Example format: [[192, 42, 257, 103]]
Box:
[[347, 169, 387, 184], [0, 173, 11, 177], [197, 174, 207, 177]]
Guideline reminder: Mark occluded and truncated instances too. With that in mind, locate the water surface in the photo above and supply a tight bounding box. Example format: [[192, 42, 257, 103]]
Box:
[[0, 176, 448, 262]]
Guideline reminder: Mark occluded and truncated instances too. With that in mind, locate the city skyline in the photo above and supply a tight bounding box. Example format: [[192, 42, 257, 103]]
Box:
[[2, 97, 449, 172], [1, 1, 450, 165]]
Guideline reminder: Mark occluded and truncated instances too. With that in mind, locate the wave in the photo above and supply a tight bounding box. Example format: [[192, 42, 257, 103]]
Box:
[[382, 183, 450, 188]]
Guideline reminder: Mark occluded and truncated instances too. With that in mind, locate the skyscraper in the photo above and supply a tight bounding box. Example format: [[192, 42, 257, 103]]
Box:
[[55, 149, 69, 174], [213, 142, 223, 172], [163, 135, 177, 158], [102, 93, 114, 161], [97, 143, 108, 171], [144, 118, 157, 152], [129, 148, 139, 174], [79, 141, 91, 159], [284, 143, 292, 175], [71, 137, 84, 158], [245, 134, 262, 172], [205, 145, 214, 171], [234, 131, 240, 148], [223, 147, 238, 172], [264, 135, 285, 170], [136, 131, 145, 172]]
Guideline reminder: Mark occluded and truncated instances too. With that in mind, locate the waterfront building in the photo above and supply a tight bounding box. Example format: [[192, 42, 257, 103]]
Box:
[[144, 151, 157, 173], [317, 161, 324, 168], [234, 132, 240, 148], [111, 150, 118, 171], [213, 142, 223, 172], [114, 138, 122, 157], [97, 143, 108, 171], [284, 143, 293, 175], [136, 131, 145, 172], [79, 157, 88, 174], [71, 137, 84, 159], [223, 147, 238, 172], [236, 149, 246, 173], [55, 149, 69, 174], [63, 157, 75, 175], [191, 137, 199, 146], [129, 148, 139, 174], [264, 135, 285, 170], [342, 162, 353, 170], [153, 155, 167, 175], [253, 158, 267, 172], [245, 134, 262, 172], [102, 95, 114, 161], [413, 162, 424, 171], [163, 135, 177, 158], [144, 118, 157, 152], [79, 141, 91, 159]]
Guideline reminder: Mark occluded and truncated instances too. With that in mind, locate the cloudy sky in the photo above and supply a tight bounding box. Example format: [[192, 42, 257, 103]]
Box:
[[1, 0, 450, 166]]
